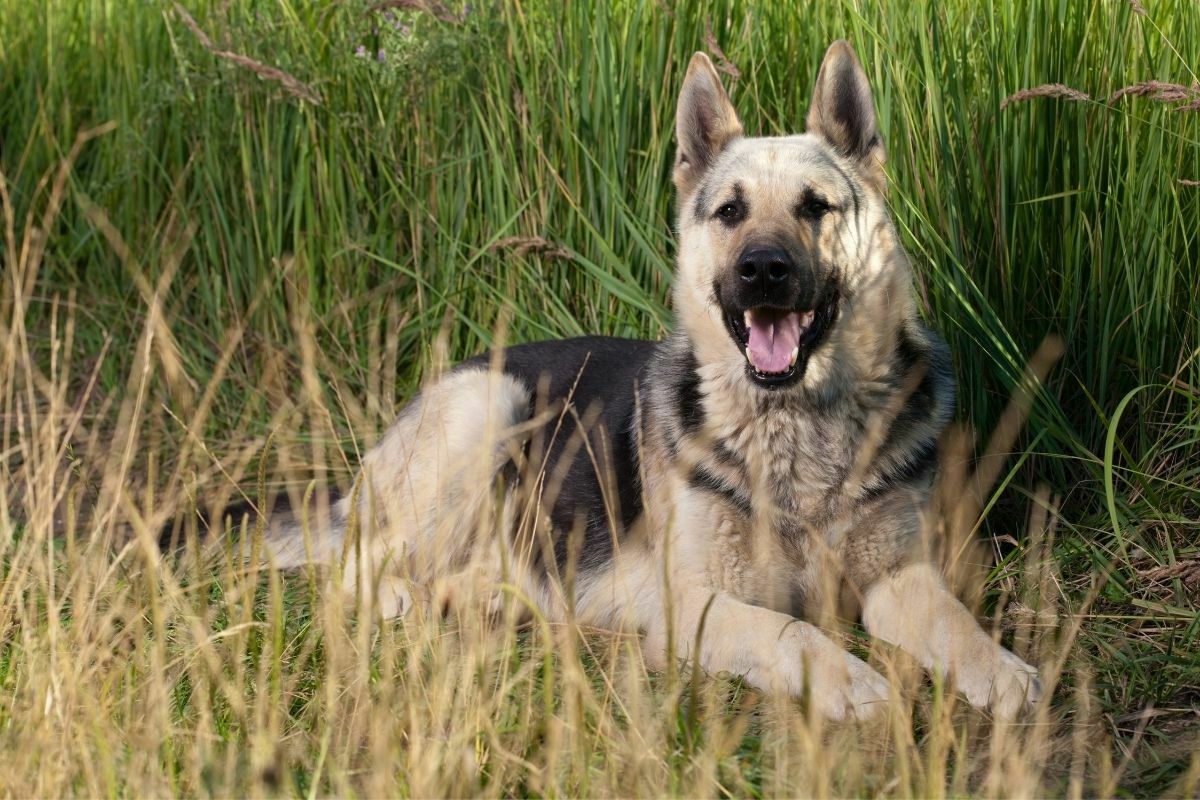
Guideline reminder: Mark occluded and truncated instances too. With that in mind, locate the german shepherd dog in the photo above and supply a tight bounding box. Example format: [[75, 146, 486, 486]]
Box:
[[255, 41, 1042, 720]]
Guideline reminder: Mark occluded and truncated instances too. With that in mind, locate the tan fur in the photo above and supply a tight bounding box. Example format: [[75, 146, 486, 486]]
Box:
[[862, 563, 1041, 718]]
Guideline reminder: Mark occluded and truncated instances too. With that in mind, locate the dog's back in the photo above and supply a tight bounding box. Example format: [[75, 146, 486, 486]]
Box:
[[454, 336, 658, 573]]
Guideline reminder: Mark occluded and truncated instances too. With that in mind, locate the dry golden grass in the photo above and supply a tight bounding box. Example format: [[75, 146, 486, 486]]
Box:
[[4, 133, 1197, 798]]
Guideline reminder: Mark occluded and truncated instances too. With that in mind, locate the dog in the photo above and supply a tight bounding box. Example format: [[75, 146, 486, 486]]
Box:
[[250, 41, 1043, 721]]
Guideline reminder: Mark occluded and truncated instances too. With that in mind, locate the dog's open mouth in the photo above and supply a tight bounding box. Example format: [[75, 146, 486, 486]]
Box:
[[726, 294, 838, 387]]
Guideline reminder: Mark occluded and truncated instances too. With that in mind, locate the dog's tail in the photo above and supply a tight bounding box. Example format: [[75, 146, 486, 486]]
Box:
[[160, 366, 537, 574], [253, 493, 352, 568], [159, 490, 351, 569]]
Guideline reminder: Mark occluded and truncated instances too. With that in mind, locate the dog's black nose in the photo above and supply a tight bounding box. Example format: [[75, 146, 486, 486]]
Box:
[[737, 247, 793, 286]]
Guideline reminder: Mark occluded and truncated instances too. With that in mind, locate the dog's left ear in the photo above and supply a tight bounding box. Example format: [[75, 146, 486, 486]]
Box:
[[806, 41, 886, 187]]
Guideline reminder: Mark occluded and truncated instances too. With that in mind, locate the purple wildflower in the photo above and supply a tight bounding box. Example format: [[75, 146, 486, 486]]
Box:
[[376, 49, 386, 63], [354, 44, 367, 58]]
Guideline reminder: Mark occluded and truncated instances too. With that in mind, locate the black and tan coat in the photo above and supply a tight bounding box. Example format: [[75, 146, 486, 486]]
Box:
[[254, 41, 1042, 721]]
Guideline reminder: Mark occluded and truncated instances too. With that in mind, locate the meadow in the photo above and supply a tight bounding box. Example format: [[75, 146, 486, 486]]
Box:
[[0, 0, 1198, 795]]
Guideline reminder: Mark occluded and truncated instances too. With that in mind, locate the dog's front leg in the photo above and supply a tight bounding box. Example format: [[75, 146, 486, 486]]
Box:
[[644, 589, 890, 721], [862, 562, 1043, 718]]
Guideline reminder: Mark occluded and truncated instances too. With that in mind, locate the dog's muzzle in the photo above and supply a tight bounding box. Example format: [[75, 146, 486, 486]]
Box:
[[719, 245, 840, 388]]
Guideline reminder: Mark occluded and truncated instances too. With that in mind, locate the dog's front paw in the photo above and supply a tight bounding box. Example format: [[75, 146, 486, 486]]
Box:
[[989, 648, 1043, 718], [808, 650, 891, 722], [955, 644, 1042, 719]]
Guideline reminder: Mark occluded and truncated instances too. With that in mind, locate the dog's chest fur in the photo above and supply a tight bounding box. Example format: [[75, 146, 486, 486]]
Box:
[[657, 358, 914, 608], [698, 363, 863, 525]]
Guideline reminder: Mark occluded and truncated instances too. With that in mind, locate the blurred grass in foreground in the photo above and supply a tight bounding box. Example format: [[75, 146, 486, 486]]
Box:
[[0, 0, 1198, 795]]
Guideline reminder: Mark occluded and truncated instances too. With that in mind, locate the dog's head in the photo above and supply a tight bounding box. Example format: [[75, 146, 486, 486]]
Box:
[[672, 41, 906, 392]]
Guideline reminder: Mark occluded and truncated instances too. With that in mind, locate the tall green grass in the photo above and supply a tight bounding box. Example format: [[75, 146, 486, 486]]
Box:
[[1, 0, 1198, 794]]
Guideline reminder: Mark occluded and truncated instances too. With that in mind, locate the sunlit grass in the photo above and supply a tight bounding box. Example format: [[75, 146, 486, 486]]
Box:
[[1, 0, 1198, 795]]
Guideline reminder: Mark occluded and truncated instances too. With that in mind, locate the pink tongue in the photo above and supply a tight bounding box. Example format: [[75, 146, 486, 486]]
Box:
[[747, 310, 802, 373]]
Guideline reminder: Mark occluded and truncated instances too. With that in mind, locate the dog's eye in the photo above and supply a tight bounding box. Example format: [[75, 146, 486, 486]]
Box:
[[796, 196, 834, 220], [715, 201, 745, 224]]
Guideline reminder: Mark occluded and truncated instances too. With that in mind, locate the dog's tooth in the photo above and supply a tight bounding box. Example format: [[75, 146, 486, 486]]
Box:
[[745, 346, 752, 363], [789, 347, 799, 368], [744, 310, 752, 328]]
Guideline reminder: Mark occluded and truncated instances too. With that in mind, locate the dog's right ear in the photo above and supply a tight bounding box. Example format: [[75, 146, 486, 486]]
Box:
[[674, 52, 742, 198]]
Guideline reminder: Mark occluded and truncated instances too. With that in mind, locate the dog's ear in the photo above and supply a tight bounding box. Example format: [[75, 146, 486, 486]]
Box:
[[674, 52, 742, 198], [806, 41, 886, 185]]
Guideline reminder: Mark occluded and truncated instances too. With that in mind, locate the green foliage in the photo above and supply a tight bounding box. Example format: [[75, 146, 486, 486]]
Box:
[[0, 0, 1197, 795]]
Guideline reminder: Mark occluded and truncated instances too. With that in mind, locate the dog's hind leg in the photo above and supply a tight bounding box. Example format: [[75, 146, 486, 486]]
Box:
[[338, 367, 533, 618]]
